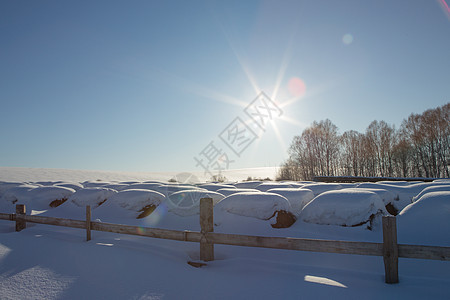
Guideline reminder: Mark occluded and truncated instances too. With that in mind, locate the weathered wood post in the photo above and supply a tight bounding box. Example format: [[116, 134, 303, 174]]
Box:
[[15, 204, 26, 232], [86, 205, 91, 241], [382, 216, 399, 283], [200, 197, 214, 261]]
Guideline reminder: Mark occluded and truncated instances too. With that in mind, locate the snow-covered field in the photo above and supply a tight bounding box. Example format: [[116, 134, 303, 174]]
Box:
[[0, 167, 449, 299]]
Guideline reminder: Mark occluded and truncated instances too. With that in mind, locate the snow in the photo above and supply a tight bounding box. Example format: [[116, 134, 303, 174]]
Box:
[[0, 167, 449, 299], [300, 189, 387, 227], [215, 192, 291, 220]]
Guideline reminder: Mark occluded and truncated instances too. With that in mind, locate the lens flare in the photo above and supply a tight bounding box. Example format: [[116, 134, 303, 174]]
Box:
[[342, 34, 353, 45], [438, 0, 450, 20], [136, 227, 146, 235], [142, 203, 168, 227], [288, 77, 306, 98]]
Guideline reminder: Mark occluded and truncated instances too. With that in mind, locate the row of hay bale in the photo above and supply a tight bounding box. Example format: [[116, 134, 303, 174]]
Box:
[[0, 179, 449, 230]]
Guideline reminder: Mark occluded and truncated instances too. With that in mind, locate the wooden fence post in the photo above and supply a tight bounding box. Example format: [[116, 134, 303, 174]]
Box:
[[86, 205, 91, 241], [15, 204, 26, 232], [200, 198, 214, 261], [382, 216, 399, 283]]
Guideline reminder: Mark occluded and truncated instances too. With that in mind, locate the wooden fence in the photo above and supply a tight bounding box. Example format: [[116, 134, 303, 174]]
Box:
[[1, 199, 449, 284]]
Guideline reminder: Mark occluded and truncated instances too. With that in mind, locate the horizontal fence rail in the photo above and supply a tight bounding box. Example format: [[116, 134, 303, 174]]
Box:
[[398, 244, 450, 261], [205, 233, 384, 256], [1, 199, 449, 284], [91, 221, 203, 242]]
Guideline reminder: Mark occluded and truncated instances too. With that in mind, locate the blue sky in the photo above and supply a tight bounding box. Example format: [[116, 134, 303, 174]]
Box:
[[0, 0, 449, 174]]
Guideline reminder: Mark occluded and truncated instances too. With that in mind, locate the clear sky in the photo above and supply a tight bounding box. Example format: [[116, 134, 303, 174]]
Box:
[[1, 0, 449, 174]]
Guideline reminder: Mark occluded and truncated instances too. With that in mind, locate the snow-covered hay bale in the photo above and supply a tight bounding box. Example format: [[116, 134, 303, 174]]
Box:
[[27, 186, 76, 209], [254, 182, 292, 192], [378, 181, 411, 186], [355, 182, 430, 211], [281, 182, 305, 188], [352, 188, 396, 205], [412, 185, 450, 202], [0, 181, 24, 198], [34, 181, 64, 186], [338, 183, 359, 189], [339, 188, 397, 215], [301, 183, 342, 196], [143, 180, 166, 184], [167, 190, 224, 216], [151, 184, 206, 197], [55, 182, 84, 191], [82, 181, 111, 188], [300, 189, 387, 228], [398, 191, 450, 246], [118, 181, 140, 185], [216, 188, 260, 197], [108, 189, 165, 218], [121, 183, 164, 191], [198, 183, 236, 192], [69, 187, 117, 208], [433, 179, 450, 184], [267, 188, 314, 215], [103, 183, 131, 191], [215, 192, 296, 228], [1, 184, 40, 205], [233, 181, 263, 189]]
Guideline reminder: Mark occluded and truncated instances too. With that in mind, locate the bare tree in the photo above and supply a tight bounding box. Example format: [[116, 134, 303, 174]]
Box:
[[341, 130, 362, 176], [278, 103, 449, 181]]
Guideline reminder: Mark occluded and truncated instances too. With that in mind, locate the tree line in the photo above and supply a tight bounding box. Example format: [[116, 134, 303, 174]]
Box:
[[277, 103, 449, 180]]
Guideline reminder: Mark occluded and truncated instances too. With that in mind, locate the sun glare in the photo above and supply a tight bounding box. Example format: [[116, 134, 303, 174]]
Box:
[[288, 77, 307, 98]]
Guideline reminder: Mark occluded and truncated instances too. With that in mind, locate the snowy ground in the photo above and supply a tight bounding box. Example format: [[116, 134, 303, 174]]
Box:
[[0, 167, 449, 299]]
